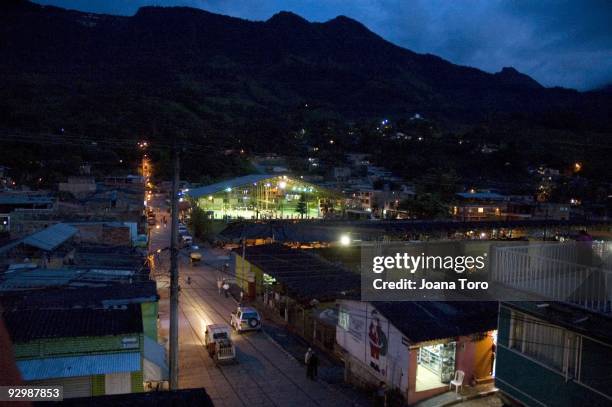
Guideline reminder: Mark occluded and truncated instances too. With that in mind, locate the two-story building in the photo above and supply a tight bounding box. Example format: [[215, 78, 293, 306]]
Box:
[[452, 191, 507, 221], [0, 274, 165, 396], [3, 305, 146, 398], [491, 241, 612, 406]]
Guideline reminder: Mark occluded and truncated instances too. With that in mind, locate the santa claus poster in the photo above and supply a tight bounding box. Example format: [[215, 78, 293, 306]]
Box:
[[367, 308, 388, 377]]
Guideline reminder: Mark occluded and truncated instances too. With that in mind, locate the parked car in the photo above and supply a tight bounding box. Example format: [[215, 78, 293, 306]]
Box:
[[230, 306, 262, 333], [204, 324, 236, 364], [178, 225, 188, 235], [181, 235, 193, 246], [147, 217, 156, 226]]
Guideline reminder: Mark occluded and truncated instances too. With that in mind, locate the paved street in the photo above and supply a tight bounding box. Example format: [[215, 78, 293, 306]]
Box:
[[147, 199, 369, 407]]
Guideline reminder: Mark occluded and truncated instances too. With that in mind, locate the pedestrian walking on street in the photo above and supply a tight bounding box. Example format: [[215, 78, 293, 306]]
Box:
[[217, 278, 223, 295], [240, 290, 244, 302], [222, 279, 230, 298], [186, 276, 191, 285]]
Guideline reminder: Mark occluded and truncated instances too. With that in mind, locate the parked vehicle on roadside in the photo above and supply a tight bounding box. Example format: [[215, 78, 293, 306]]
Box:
[[204, 324, 236, 364], [190, 251, 202, 266], [230, 306, 262, 333], [181, 235, 193, 247]]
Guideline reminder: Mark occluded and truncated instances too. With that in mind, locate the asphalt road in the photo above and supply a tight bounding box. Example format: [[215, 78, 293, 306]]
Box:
[[147, 199, 369, 407]]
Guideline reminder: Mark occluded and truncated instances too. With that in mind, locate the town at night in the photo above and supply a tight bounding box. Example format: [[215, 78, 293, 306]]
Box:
[[1, 1, 611, 406]]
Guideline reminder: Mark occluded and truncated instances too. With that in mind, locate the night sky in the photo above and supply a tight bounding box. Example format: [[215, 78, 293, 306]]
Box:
[[34, 0, 612, 91]]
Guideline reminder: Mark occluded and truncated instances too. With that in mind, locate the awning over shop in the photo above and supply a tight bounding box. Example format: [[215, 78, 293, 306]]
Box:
[[18, 352, 141, 381], [143, 336, 168, 381]]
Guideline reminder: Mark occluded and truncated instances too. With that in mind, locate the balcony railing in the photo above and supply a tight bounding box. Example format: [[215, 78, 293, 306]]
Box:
[[492, 242, 612, 314]]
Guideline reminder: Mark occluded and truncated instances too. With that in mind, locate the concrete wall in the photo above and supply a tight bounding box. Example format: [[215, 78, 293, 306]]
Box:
[[141, 302, 158, 341], [73, 223, 132, 246], [336, 300, 410, 393], [234, 255, 263, 297], [13, 335, 138, 359], [91, 374, 105, 396]]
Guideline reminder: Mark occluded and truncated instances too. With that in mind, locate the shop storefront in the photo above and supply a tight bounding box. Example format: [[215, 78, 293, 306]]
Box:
[[418, 342, 457, 383]]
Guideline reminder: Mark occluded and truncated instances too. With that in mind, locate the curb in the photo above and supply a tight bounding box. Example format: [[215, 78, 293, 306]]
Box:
[[262, 329, 300, 361], [429, 388, 499, 407]]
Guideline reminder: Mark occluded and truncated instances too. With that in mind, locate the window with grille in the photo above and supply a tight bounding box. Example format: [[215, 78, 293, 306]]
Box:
[[509, 311, 581, 380]]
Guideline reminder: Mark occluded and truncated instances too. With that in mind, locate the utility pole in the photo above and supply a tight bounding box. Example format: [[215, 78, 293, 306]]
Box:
[[169, 147, 180, 390]]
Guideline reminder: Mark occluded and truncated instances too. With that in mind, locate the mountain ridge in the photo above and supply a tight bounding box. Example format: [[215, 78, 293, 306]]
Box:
[[0, 0, 610, 137]]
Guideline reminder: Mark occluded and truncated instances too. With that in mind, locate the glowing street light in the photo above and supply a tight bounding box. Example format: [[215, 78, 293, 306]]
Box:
[[340, 234, 351, 246]]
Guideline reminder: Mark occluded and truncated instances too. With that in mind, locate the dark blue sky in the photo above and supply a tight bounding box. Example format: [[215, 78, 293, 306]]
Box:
[[35, 0, 612, 91]]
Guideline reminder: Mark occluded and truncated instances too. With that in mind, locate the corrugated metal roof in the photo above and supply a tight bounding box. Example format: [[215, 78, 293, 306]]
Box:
[[456, 192, 506, 200], [0, 195, 54, 205], [372, 301, 498, 343], [23, 223, 77, 251], [0, 268, 78, 291], [187, 174, 276, 199], [0, 268, 140, 292], [0, 281, 157, 309], [17, 352, 141, 380], [3, 305, 143, 342], [235, 244, 360, 302]]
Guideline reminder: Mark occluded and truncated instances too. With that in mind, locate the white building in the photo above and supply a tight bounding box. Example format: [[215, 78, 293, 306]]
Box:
[[336, 300, 498, 405]]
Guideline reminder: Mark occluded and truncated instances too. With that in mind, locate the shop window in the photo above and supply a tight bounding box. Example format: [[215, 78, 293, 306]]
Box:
[[416, 342, 456, 391]]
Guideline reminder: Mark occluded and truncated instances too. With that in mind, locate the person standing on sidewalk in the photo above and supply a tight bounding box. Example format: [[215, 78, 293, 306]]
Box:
[[309, 351, 319, 380], [304, 348, 313, 369], [305, 348, 313, 379]]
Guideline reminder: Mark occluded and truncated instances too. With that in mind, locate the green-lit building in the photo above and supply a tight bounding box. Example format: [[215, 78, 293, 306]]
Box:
[[187, 174, 343, 219]]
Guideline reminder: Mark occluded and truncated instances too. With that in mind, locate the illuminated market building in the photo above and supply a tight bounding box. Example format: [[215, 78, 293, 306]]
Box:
[[186, 174, 344, 219]]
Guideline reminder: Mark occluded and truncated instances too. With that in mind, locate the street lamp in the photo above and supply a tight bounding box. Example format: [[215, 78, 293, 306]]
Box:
[[340, 234, 351, 246]]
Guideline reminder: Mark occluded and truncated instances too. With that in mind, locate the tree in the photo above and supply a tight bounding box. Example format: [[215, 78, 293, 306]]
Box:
[[190, 203, 212, 240], [295, 194, 307, 218], [399, 194, 449, 219]]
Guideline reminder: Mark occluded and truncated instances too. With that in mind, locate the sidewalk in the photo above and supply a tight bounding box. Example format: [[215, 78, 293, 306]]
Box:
[[413, 384, 498, 407]]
